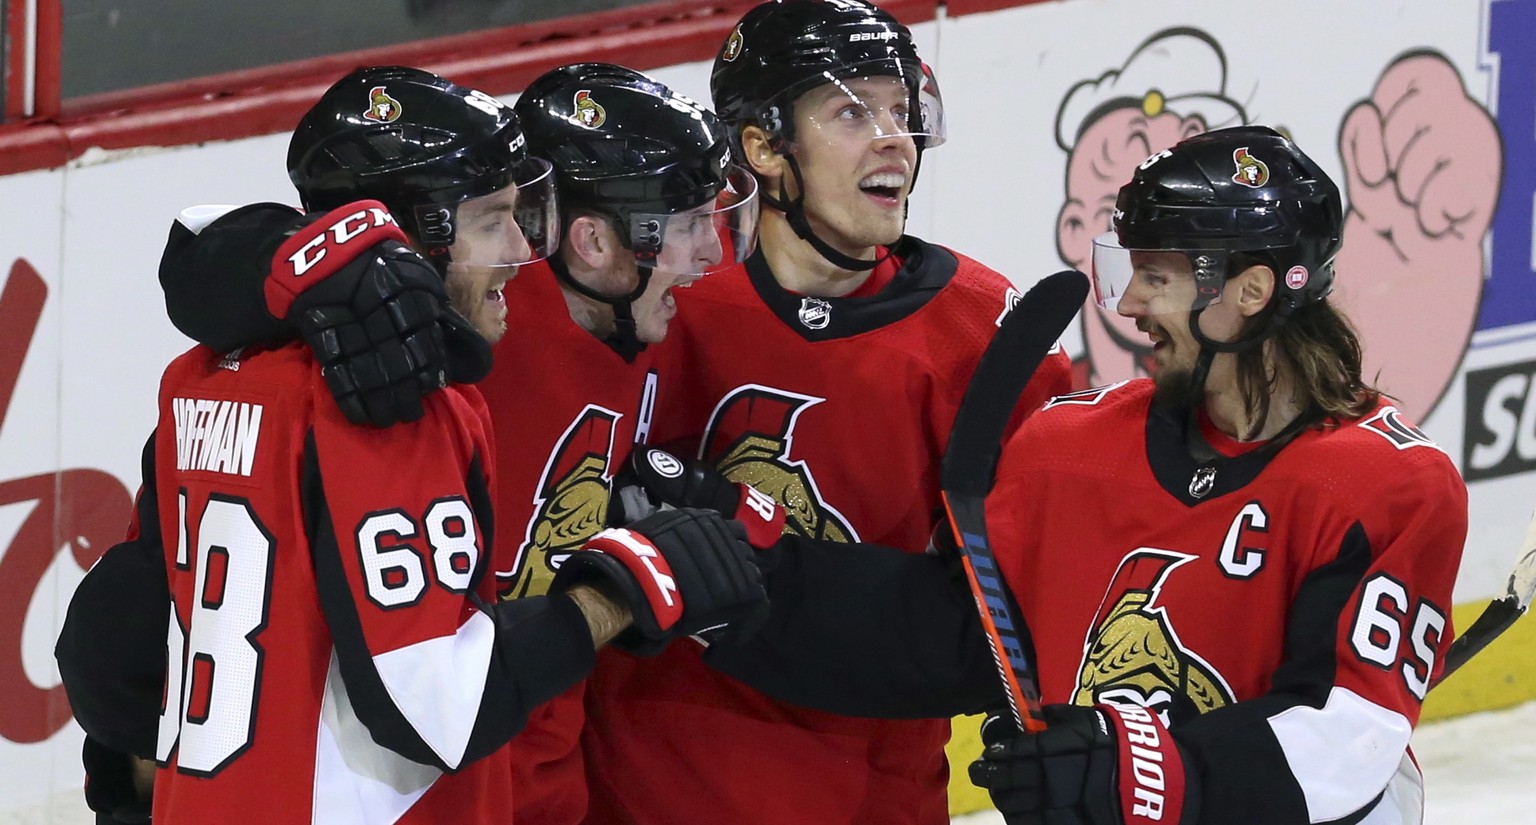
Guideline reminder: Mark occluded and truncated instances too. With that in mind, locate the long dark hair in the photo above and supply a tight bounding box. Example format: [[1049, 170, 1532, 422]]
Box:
[[1234, 291, 1381, 435]]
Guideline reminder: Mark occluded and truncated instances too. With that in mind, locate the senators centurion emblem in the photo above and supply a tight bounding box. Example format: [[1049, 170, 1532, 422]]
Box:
[[504, 405, 622, 598], [1231, 147, 1269, 188], [363, 86, 402, 123], [573, 89, 607, 129], [702, 384, 857, 543], [722, 25, 745, 62], [1074, 549, 1234, 726]]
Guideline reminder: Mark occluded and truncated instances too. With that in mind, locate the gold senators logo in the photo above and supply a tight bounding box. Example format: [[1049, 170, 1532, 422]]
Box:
[[1073, 549, 1234, 725], [722, 25, 745, 62], [703, 385, 857, 543], [363, 86, 402, 123], [505, 405, 622, 598], [1231, 147, 1270, 188], [573, 90, 606, 129]]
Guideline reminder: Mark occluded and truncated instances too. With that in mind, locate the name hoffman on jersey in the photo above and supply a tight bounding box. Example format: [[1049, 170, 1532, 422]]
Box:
[[172, 397, 264, 476]]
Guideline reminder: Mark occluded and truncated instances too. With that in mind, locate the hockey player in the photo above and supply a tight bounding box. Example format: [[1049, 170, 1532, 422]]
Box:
[[67, 63, 768, 825], [576, 2, 1074, 823], [485, 63, 762, 825], [97, 10, 1067, 820], [968, 126, 1465, 824], [54, 66, 768, 825]]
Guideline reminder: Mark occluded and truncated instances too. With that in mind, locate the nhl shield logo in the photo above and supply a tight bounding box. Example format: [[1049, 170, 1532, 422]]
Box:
[[1188, 466, 1217, 499], [798, 297, 832, 330]]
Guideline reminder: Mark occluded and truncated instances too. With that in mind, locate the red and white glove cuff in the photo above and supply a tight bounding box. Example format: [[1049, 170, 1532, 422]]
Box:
[[582, 528, 682, 631], [733, 483, 787, 549], [266, 200, 408, 318], [1097, 702, 1188, 825]]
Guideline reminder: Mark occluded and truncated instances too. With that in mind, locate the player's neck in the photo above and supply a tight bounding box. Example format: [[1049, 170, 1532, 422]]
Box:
[[759, 210, 876, 297], [558, 283, 616, 340], [1202, 362, 1303, 442]]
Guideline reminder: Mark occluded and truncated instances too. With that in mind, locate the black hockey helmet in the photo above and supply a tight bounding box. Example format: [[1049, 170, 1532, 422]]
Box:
[[710, 0, 944, 153], [288, 65, 560, 266], [1093, 125, 1343, 321], [708, 1, 944, 272], [513, 62, 758, 266], [512, 62, 760, 359]]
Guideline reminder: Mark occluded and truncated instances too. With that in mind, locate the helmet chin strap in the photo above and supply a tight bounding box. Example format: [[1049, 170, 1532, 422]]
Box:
[[760, 154, 887, 273], [547, 254, 651, 362], [1179, 302, 1296, 445], [1184, 303, 1279, 397]]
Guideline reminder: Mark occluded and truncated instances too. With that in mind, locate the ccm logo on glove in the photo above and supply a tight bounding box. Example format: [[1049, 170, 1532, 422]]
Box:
[[267, 201, 407, 317], [583, 528, 682, 628]]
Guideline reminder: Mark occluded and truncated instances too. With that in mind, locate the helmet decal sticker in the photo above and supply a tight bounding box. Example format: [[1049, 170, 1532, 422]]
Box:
[[723, 25, 744, 62], [1231, 146, 1269, 188], [1285, 265, 1310, 290], [363, 86, 402, 124], [573, 90, 607, 129]]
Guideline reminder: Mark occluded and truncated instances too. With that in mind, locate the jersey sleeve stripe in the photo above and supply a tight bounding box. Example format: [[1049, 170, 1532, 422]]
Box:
[[370, 614, 495, 768], [1267, 685, 1410, 822]]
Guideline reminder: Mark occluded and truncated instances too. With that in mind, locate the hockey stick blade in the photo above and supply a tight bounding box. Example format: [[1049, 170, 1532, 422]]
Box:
[[1433, 506, 1536, 687], [941, 269, 1088, 733]]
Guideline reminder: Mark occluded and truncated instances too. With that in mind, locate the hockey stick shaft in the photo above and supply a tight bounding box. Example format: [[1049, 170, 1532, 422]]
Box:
[[1432, 506, 1536, 688], [941, 269, 1088, 733]]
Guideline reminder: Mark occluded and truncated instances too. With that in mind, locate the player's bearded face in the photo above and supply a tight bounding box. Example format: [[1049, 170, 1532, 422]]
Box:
[[1119, 250, 1205, 402], [788, 76, 917, 256], [1119, 250, 1249, 405], [443, 185, 534, 343]]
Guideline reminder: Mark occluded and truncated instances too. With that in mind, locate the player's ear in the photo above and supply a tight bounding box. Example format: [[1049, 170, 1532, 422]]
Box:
[[1233, 263, 1276, 317], [568, 214, 616, 269], [740, 125, 786, 182]]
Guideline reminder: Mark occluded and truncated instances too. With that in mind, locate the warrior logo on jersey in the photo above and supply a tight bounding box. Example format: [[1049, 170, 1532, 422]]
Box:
[[1074, 549, 1234, 726], [363, 86, 402, 123], [503, 405, 622, 598], [797, 297, 832, 330], [702, 384, 858, 542]]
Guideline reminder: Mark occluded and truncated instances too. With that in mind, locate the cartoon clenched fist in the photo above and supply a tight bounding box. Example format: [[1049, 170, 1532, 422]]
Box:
[[1336, 52, 1501, 420]]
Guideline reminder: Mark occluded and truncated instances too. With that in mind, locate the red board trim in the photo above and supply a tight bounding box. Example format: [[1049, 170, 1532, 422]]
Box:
[[0, 0, 1004, 176]]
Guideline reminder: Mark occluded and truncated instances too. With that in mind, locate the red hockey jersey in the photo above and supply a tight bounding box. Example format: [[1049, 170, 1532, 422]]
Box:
[[581, 239, 1074, 824], [482, 261, 657, 825], [150, 342, 518, 824], [986, 380, 1466, 823]]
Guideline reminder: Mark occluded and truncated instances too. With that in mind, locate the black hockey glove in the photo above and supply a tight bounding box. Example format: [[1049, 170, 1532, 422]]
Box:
[[268, 201, 491, 427], [82, 737, 151, 824], [613, 447, 787, 549], [552, 508, 769, 656], [969, 703, 1196, 825]]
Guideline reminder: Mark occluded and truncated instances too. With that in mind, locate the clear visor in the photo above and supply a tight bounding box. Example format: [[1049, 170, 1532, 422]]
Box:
[[782, 62, 946, 150], [633, 165, 760, 278], [445, 158, 561, 271], [1091, 232, 1227, 314]]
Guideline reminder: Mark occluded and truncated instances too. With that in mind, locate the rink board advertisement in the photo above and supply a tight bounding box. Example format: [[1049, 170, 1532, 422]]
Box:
[[0, 0, 1531, 820]]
